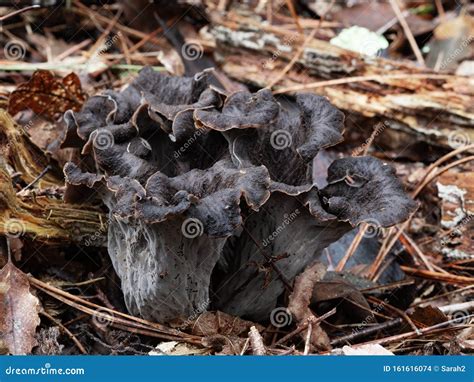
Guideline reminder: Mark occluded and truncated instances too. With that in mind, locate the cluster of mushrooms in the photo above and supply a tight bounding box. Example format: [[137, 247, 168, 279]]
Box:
[[62, 67, 416, 323]]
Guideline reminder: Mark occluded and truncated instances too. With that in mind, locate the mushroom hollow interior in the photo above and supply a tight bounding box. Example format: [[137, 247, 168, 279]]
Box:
[[63, 67, 416, 323]]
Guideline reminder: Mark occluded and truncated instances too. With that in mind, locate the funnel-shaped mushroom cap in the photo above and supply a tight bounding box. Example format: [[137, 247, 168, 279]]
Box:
[[63, 67, 416, 322]]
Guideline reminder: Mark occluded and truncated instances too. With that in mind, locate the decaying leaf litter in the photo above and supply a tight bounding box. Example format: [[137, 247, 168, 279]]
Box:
[[0, 0, 472, 356]]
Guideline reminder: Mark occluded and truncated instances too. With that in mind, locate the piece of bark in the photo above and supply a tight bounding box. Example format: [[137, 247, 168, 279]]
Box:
[[0, 165, 106, 245], [208, 10, 474, 152], [0, 111, 105, 245], [248, 326, 266, 355], [288, 262, 331, 351], [437, 165, 474, 260]]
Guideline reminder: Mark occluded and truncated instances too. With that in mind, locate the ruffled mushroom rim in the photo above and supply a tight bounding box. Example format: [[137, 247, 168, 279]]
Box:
[[62, 95, 118, 147], [61, 67, 416, 236], [64, 155, 416, 239], [61, 68, 218, 148], [143, 87, 224, 140], [61, 68, 348, 197], [319, 156, 418, 227], [193, 89, 280, 131]]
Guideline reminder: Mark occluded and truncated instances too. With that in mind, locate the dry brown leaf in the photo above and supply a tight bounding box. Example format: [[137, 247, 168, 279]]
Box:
[[186, 311, 262, 337], [8, 70, 86, 119], [409, 306, 448, 328], [288, 261, 331, 351], [0, 260, 41, 354]]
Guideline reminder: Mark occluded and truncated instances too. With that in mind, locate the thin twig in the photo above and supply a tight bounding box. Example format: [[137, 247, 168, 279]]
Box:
[[284, 0, 303, 34], [400, 266, 474, 285], [274, 308, 336, 346], [412, 156, 474, 198], [410, 285, 474, 308], [40, 310, 87, 354], [412, 144, 474, 197], [17, 165, 51, 194], [335, 223, 367, 272], [399, 232, 435, 272], [388, 0, 425, 66], [303, 322, 312, 355], [331, 318, 403, 346], [29, 276, 203, 345], [266, 0, 334, 89], [55, 39, 92, 61], [0, 5, 40, 22], [273, 74, 453, 94], [352, 315, 472, 347], [367, 296, 420, 334], [266, 28, 317, 89], [434, 0, 445, 20], [240, 337, 250, 355]]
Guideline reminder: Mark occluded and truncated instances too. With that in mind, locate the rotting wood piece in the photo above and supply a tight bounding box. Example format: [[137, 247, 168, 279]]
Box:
[[209, 11, 474, 152], [0, 110, 105, 245], [0, 172, 106, 245]]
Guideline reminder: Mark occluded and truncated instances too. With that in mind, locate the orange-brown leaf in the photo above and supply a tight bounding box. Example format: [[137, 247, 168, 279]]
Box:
[[0, 261, 41, 354], [8, 70, 86, 119]]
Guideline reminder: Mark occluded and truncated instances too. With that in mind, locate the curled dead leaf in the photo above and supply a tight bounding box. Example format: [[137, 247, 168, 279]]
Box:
[[288, 261, 331, 351], [0, 261, 41, 354], [8, 71, 86, 119]]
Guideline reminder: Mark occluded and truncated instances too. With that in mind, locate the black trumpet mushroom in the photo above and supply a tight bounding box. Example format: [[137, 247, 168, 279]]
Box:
[[62, 67, 416, 323]]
